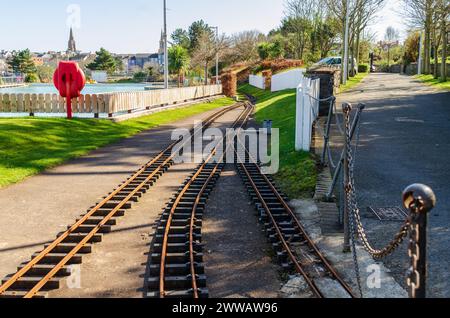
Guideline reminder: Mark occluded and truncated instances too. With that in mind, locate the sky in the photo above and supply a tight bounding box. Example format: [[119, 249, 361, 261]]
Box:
[[0, 0, 407, 54]]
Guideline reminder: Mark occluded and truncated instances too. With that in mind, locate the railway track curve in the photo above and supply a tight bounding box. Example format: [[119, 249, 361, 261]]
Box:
[[0, 103, 243, 298], [146, 103, 254, 298]]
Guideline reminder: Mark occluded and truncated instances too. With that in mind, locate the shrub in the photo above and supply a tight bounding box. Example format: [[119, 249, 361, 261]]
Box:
[[358, 64, 369, 73], [378, 62, 390, 72], [262, 70, 272, 90], [271, 59, 304, 74], [252, 59, 304, 75], [236, 68, 252, 85], [133, 71, 147, 82], [221, 72, 237, 97], [25, 73, 39, 83]]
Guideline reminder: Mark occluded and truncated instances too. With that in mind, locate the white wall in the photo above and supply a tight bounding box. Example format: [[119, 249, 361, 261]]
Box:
[[249, 74, 265, 90], [91, 71, 108, 83], [271, 68, 306, 92]]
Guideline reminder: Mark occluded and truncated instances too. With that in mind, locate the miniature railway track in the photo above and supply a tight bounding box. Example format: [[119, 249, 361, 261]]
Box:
[[0, 103, 243, 299], [147, 103, 254, 298], [235, 102, 356, 299]]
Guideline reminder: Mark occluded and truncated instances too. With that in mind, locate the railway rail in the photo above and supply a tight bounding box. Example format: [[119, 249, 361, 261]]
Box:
[[147, 102, 254, 298], [235, 112, 356, 298], [0, 103, 243, 299]]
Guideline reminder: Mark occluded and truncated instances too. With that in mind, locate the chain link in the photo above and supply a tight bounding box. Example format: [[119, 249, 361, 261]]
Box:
[[344, 106, 410, 260], [343, 105, 363, 297], [406, 204, 421, 298]]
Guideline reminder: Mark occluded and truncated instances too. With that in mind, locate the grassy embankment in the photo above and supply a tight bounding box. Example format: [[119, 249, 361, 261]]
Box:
[[238, 84, 317, 199], [0, 97, 234, 188], [339, 72, 369, 93], [415, 75, 450, 91]]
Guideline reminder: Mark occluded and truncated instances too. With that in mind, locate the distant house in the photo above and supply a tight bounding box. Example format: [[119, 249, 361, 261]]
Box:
[[31, 56, 44, 66], [69, 52, 95, 63], [116, 31, 166, 74]]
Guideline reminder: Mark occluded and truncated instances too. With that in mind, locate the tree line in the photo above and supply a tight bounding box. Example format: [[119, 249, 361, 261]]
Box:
[[403, 0, 449, 81], [5, 0, 448, 84]]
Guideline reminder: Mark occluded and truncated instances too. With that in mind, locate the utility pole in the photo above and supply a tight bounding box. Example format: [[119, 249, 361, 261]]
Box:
[[342, 0, 350, 85], [418, 31, 423, 76], [212, 26, 219, 84], [163, 0, 169, 89]]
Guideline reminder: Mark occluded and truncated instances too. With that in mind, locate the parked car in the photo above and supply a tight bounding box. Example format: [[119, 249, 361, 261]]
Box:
[[313, 56, 358, 75]]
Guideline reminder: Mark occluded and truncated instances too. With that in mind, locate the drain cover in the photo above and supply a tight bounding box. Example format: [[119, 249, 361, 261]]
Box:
[[367, 207, 408, 221]]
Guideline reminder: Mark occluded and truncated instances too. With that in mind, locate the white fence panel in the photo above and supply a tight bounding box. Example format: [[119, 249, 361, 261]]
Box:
[[249, 75, 265, 89], [0, 85, 222, 116], [295, 77, 321, 152], [271, 68, 306, 92]]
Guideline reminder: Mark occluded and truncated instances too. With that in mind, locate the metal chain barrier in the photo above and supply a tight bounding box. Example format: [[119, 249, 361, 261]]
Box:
[[407, 206, 421, 298], [402, 184, 436, 298], [343, 104, 410, 260], [340, 103, 436, 298]]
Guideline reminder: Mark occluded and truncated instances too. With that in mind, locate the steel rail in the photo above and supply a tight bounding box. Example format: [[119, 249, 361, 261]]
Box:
[[235, 119, 356, 299], [0, 103, 241, 298], [238, 162, 324, 298], [188, 104, 253, 298], [160, 103, 253, 298]]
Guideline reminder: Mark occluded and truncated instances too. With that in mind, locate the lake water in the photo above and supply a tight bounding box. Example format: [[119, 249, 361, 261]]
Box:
[[0, 83, 152, 94]]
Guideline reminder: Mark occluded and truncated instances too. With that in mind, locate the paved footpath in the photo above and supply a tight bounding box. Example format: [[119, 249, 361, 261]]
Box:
[[0, 107, 228, 282], [334, 73, 450, 297]]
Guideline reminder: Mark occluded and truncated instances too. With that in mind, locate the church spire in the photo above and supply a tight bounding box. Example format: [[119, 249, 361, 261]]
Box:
[[67, 27, 77, 54], [159, 29, 165, 54]]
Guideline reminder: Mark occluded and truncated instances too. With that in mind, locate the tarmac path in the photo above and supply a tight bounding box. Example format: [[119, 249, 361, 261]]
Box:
[[332, 73, 450, 297]]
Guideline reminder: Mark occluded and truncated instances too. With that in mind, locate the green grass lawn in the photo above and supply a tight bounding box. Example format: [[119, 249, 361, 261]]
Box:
[[339, 72, 369, 93], [238, 84, 317, 199], [0, 97, 234, 188], [415, 75, 450, 91]]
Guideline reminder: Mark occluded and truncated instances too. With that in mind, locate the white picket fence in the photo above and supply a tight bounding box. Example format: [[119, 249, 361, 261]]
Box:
[[295, 77, 321, 152], [0, 85, 222, 117]]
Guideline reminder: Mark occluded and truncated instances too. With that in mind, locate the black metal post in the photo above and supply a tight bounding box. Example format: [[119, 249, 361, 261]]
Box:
[[321, 97, 336, 164], [326, 103, 365, 200], [342, 103, 352, 253], [402, 184, 436, 298]]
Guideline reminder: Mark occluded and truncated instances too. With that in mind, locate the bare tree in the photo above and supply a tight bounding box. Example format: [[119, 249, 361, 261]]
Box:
[[438, 0, 449, 81], [325, 0, 385, 80], [385, 26, 400, 68], [283, 0, 319, 59], [402, 0, 437, 74], [191, 32, 230, 85], [228, 31, 266, 63]]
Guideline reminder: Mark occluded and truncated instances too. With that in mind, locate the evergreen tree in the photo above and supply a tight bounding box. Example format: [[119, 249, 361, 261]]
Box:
[[7, 49, 37, 75], [87, 48, 117, 75], [188, 20, 214, 52], [171, 29, 191, 49]]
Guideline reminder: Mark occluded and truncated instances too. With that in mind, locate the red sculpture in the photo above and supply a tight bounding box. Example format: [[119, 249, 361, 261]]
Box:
[[53, 61, 86, 119]]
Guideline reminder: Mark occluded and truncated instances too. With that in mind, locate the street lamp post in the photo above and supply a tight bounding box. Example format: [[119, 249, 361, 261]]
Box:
[[342, 0, 350, 85], [418, 31, 423, 76], [163, 0, 169, 89], [212, 26, 219, 84]]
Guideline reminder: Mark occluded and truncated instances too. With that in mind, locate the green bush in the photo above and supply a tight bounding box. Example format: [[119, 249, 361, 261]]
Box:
[[358, 64, 369, 73], [133, 71, 147, 83], [25, 73, 39, 83]]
